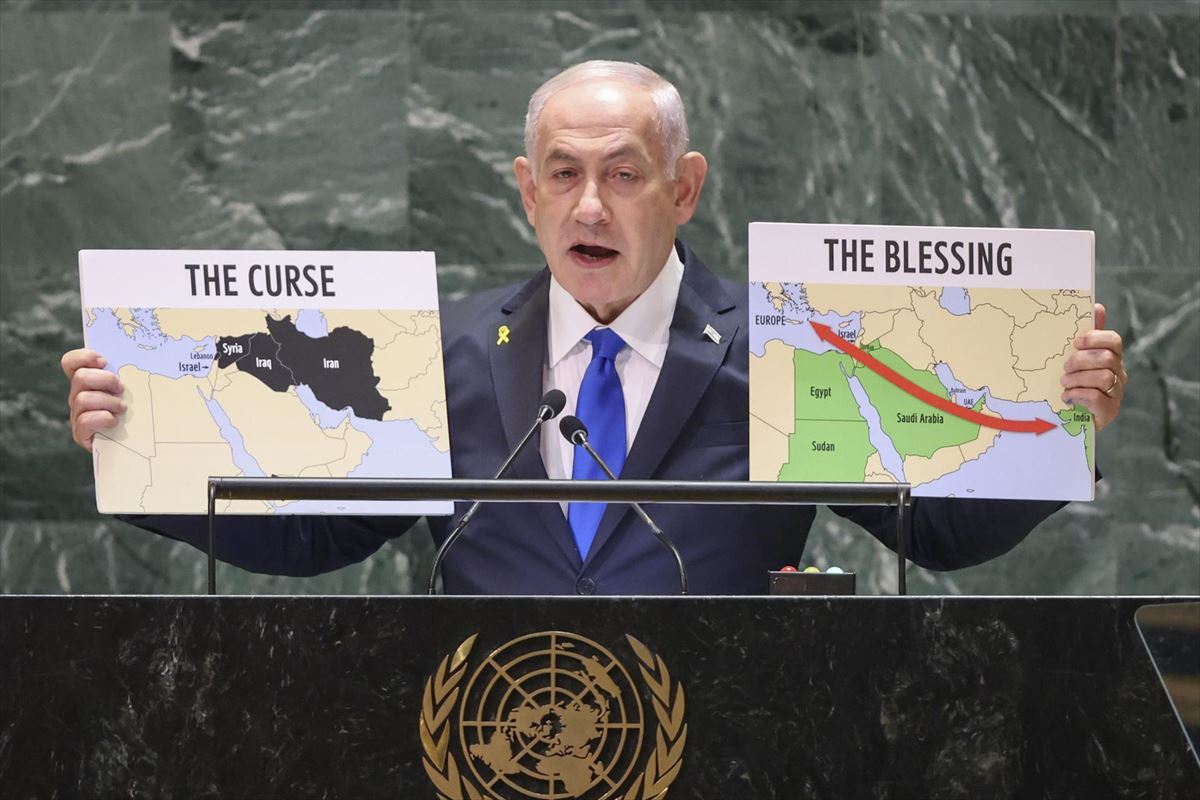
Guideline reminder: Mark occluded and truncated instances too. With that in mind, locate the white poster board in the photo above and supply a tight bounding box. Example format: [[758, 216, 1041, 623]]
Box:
[[79, 250, 452, 515], [748, 223, 1095, 501]]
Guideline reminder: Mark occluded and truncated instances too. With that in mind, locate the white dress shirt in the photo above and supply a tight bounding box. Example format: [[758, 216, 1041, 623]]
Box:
[[540, 247, 684, 495]]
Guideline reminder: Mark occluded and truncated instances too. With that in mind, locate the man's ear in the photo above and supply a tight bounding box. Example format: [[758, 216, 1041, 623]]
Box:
[[672, 151, 708, 226], [513, 156, 537, 226]]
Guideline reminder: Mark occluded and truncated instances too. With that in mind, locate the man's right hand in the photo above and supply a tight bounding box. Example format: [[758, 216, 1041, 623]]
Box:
[[62, 348, 126, 453]]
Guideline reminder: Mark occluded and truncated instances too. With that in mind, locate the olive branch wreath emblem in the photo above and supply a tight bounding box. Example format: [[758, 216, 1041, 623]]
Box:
[[419, 633, 687, 800]]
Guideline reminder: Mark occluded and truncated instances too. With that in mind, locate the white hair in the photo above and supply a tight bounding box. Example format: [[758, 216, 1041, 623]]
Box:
[[523, 60, 689, 180]]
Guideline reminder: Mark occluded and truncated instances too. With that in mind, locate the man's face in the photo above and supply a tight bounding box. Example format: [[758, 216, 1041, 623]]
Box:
[[514, 80, 705, 323]]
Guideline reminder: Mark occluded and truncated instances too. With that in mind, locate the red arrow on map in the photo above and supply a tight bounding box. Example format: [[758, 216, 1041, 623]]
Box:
[[809, 321, 1057, 436]]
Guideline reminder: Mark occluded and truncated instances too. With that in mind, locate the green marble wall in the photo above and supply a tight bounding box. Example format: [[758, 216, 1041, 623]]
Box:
[[1, 0, 1196, 595]]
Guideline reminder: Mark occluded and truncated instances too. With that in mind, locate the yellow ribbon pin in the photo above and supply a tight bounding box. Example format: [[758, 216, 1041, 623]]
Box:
[[496, 324, 510, 345]]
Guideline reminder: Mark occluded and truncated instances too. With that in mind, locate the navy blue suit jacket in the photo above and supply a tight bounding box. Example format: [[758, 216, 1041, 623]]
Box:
[[132, 241, 1064, 594]]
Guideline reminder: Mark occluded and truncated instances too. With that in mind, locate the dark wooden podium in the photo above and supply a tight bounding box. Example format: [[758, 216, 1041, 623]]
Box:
[[1, 596, 1195, 799]]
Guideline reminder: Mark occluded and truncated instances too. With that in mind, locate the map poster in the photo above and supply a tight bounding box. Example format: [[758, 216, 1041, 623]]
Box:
[[79, 250, 452, 515], [748, 223, 1095, 502]]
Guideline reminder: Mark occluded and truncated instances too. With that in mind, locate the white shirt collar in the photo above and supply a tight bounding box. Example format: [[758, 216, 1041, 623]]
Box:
[[547, 245, 684, 369]]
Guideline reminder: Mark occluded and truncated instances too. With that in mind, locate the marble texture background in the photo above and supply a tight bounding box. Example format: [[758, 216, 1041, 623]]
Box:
[[0, 0, 1196, 595]]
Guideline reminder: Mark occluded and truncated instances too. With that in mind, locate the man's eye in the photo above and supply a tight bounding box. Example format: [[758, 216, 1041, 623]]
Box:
[[553, 169, 576, 180], [614, 171, 637, 182]]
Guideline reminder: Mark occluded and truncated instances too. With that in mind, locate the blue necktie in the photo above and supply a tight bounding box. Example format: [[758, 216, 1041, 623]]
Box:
[[568, 328, 627, 559]]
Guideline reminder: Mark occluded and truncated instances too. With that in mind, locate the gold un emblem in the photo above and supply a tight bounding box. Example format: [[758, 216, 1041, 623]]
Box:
[[420, 631, 687, 800]]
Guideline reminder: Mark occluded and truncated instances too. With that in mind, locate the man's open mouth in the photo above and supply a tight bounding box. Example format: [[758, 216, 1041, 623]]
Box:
[[570, 244, 620, 264]]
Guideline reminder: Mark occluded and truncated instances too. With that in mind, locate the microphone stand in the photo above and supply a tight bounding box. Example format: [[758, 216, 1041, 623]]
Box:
[[426, 402, 558, 595], [570, 429, 689, 596]]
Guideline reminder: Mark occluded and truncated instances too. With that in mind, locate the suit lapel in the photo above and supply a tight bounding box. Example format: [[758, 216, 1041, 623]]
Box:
[[488, 270, 584, 571], [583, 244, 740, 564], [489, 273, 550, 457]]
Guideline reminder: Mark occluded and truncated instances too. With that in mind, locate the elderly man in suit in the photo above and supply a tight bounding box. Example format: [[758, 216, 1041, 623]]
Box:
[[60, 61, 1127, 594]]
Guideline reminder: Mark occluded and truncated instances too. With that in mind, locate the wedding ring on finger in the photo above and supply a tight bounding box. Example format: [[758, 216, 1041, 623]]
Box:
[[1103, 374, 1119, 397]]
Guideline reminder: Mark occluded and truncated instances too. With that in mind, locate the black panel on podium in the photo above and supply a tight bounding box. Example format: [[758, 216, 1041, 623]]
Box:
[[1, 596, 1196, 797]]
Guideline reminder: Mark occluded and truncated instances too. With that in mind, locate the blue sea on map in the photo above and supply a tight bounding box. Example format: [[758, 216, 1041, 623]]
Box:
[[938, 288, 971, 316], [202, 392, 266, 477], [289, 385, 452, 515], [749, 283, 860, 356], [844, 372, 906, 480], [915, 364, 1090, 499], [295, 384, 356, 429], [934, 364, 987, 409], [750, 283, 807, 356], [294, 309, 329, 337], [86, 308, 216, 377], [916, 392, 1091, 500]]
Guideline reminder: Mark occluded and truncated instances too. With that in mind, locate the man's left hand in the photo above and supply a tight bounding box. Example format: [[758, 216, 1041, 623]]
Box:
[[1062, 303, 1126, 432]]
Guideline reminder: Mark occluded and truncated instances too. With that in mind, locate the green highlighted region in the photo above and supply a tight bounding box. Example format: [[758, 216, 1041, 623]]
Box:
[[793, 349, 860, 421], [779, 420, 876, 483], [1057, 406, 1094, 470], [783, 349, 873, 481], [850, 342, 980, 458]]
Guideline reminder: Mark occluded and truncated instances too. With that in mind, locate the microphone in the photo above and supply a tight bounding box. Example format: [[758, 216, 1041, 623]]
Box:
[[427, 389, 566, 594], [559, 415, 688, 595]]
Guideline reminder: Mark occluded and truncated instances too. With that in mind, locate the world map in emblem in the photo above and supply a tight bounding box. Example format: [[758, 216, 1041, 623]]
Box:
[[459, 632, 644, 799]]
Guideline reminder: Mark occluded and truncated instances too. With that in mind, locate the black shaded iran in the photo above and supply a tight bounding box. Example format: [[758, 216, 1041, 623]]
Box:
[[215, 316, 391, 421], [267, 315, 390, 420]]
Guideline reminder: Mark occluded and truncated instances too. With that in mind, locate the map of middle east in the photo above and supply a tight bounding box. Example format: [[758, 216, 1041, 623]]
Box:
[[85, 307, 451, 514], [749, 282, 1096, 501]]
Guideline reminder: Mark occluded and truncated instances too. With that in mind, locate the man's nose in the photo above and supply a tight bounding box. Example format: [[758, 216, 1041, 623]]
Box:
[[573, 180, 609, 226]]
